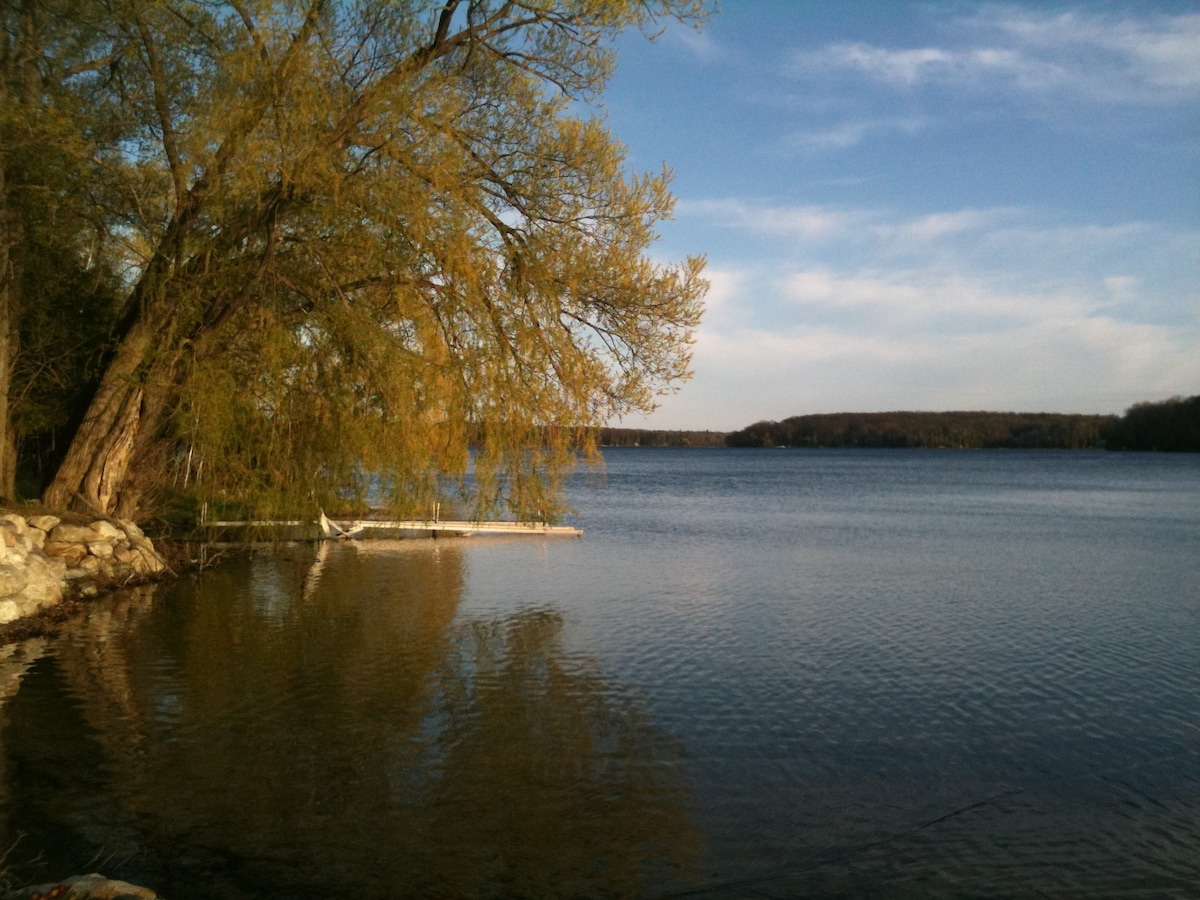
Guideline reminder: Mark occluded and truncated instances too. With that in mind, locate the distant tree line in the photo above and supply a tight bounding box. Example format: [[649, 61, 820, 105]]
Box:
[[1104, 396, 1200, 451], [725, 411, 1115, 449], [723, 399, 1200, 451], [598, 396, 1200, 453], [597, 428, 727, 448]]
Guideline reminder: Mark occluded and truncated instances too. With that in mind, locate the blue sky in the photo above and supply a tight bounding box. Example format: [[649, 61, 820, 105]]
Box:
[[597, 1, 1199, 430]]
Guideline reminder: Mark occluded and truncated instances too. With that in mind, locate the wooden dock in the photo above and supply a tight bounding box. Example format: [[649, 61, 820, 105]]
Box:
[[330, 518, 581, 537], [206, 515, 581, 539]]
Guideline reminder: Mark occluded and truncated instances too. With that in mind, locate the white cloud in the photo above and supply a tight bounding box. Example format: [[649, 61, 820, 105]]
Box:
[[780, 268, 1096, 331], [1103, 275, 1140, 299], [677, 199, 862, 238], [975, 8, 1200, 95], [624, 206, 1199, 429], [685, 200, 1025, 247], [873, 208, 1016, 243], [658, 20, 732, 63], [783, 116, 929, 151], [789, 9, 1200, 103], [968, 223, 1199, 311], [680, 200, 1198, 315], [631, 310, 1199, 429], [794, 42, 1061, 89], [822, 44, 958, 85], [608, 5, 1198, 431], [690, 265, 744, 329]]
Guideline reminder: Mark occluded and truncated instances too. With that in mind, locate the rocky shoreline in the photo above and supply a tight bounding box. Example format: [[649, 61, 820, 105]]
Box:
[[0, 509, 170, 642], [0, 513, 171, 898]]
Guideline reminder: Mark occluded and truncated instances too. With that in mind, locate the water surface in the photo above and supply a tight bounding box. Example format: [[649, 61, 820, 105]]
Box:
[[1, 450, 1197, 897]]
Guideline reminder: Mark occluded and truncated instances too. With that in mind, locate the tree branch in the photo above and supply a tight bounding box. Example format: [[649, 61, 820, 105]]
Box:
[[131, 3, 187, 208]]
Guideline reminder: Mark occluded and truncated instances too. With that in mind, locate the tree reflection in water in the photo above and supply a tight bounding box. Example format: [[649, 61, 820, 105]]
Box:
[[0, 542, 701, 898]]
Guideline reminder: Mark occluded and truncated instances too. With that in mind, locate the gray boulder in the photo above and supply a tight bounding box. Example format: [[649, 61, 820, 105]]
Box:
[[17, 553, 64, 610], [0, 563, 29, 598], [48, 523, 102, 544], [27, 514, 61, 532], [90, 520, 126, 541]]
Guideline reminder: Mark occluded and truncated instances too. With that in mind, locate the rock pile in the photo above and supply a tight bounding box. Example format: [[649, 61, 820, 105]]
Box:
[[0, 512, 168, 627]]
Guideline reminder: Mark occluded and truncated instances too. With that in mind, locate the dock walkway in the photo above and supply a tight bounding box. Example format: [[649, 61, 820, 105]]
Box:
[[207, 515, 581, 539]]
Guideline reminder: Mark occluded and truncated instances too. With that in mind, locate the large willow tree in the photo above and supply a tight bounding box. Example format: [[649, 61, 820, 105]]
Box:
[[24, 0, 707, 519]]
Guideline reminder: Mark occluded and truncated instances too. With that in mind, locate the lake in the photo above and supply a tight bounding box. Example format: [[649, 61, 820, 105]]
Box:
[[1, 449, 1197, 898]]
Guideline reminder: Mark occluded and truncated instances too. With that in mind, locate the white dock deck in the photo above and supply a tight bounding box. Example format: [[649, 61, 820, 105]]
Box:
[[207, 517, 582, 538], [336, 519, 581, 537]]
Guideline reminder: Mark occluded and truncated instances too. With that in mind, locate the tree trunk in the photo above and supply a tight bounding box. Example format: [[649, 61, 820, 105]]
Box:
[[0, 161, 17, 503], [110, 363, 180, 520], [0, 287, 15, 504], [42, 318, 156, 513]]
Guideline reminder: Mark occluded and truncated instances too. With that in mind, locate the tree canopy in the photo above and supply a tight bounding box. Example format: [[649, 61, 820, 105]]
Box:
[[1105, 395, 1200, 452], [1, 0, 709, 521], [723, 404, 1200, 452]]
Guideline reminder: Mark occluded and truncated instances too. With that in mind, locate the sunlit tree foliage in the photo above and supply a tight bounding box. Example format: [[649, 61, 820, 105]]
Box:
[[3, 0, 709, 519]]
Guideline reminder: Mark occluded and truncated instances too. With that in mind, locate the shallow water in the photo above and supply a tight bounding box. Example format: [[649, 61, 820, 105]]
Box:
[[1, 449, 1197, 898]]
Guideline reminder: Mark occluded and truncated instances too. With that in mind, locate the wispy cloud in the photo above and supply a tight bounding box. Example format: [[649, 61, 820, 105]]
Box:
[[642, 309, 1199, 427], [780, 268, 1094, 331], [677, 201, 1197, 310], [657, 21, 732, 63], [788, 8, 1200, 103], [872, 208, 1018, 243], [782, 116, 929, 151], [677, 199, 863, 238], [792, 43, 1057, 89], [631, 198, 1199, 427], [973, 8, 1200, 95], [608, 4, 1198, 430], [685, 200, 1021, 243]]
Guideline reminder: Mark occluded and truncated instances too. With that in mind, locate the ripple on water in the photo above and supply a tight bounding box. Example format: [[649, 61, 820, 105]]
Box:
[[2, 450, 1197, 898]]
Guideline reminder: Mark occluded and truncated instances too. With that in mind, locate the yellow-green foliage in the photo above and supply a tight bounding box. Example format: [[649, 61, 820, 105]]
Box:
[[32, 0, 711, 518]]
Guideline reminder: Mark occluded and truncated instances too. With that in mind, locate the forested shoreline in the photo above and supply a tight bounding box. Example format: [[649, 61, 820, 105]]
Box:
[[1102, 395, 1200, 452], [598, 428, 727, 447], [602, 396, 1200, 452], [725, 411, 1114, 449]]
